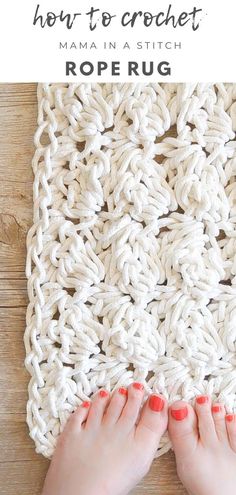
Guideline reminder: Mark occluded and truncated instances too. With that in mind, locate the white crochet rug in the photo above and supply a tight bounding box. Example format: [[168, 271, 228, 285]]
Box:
[[25, 83, 236, 458]]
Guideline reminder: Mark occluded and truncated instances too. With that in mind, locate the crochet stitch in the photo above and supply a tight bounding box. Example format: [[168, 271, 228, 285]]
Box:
[[25, 82, 236, 458]]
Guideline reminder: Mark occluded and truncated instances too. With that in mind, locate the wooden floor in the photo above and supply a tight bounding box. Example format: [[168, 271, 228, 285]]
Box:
[[0, 84, 187, 495]]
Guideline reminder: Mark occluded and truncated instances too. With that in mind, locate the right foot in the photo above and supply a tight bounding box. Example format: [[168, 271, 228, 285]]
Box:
[[42, 383, 168, 495], [168, 396, 236, 495]]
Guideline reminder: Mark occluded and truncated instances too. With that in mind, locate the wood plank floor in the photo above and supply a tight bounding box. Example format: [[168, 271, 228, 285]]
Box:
[[0, 83, 187, 495]]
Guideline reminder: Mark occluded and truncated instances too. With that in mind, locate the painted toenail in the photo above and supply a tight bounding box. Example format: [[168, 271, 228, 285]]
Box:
[[149, 395, 165, 412], [99, 390, 109, 398], [133, 382, 144, 391], [226, 414, 235, 422], [196, 395, 209, 405], [171, 407, 188, 421], [212, 405, 223, 413], [118, 387, 128, 396], [82, 401, 91, 408]]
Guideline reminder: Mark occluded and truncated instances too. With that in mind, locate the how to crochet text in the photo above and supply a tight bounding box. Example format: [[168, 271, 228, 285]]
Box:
[[33, 4, 204, 32]]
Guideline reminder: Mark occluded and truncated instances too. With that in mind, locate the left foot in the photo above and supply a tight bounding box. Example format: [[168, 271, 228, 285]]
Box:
[[42, 383, 168, 495]]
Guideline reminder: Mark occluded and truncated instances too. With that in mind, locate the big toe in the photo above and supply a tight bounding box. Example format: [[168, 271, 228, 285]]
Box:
[[168, 401, 198, 460], [136, 394, 168, 450], [226, 414, 236, 452]]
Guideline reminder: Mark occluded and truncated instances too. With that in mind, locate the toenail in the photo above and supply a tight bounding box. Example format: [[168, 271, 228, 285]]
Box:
[[196, 395, 209, 405], [226, 414, 235, 422], [82, 401, 91, 408], [118, 387, 128, 396], [212, 405, 223, 413], [99, 390, 109, 398], [132, 382, 144, 391], [149, 395, 165, 412], [171, 407, 188, 421]]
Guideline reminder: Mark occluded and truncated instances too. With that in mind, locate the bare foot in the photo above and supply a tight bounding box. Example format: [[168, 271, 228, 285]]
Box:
[[168, 396, 236, 495], [42, 383, 168, 495]]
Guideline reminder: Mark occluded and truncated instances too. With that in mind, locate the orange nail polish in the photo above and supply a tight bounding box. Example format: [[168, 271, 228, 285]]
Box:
[[149, 395, 165, 412], [82, 401, 90, 408], [99, 390, 109, 398], [118, 387, 128, 396], [226, 414, 235, 422], [196, 396, 209, 405], [212, 405, 222, 413], [133, 382, 144, 391], [171, 407, 188, 421]]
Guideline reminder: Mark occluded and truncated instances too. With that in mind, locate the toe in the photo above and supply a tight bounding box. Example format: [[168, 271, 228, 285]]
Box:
[[66, 401, 91, 430], [73, 401, 91, 426], [168, 401, 198, 459], [85, 389, 110, 430], [226, 414, 236, 452], [59, 401, 91, 444], [136, 394, 168, 449], [103, 387, 128, 425], [195, 395, 218, 446], [211, 403, 227, 443], [118, 382, 144, 431]]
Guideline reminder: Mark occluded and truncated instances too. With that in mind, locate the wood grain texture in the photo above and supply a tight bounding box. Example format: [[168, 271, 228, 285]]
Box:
[[0, 83, 187, 495]]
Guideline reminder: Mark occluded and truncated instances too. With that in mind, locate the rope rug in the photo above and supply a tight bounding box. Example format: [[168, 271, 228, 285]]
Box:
[[25, 82, 236, 458]]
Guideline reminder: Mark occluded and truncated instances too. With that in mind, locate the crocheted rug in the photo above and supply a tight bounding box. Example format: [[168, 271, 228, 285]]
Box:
[[25, 83, 236, 458]]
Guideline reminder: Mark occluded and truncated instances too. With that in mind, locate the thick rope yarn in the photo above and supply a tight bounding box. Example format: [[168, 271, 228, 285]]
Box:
[[25, 82, 236, 458]]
